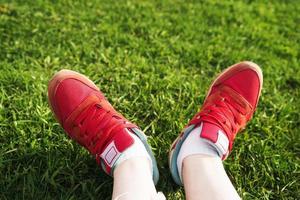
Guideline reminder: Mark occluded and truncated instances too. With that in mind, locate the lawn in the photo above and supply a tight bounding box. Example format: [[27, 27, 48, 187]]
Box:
[[0, 0, 299, 199]]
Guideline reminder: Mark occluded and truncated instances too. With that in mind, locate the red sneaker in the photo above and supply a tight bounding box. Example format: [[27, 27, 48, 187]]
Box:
[[48, 69, 159, 183], [169, 61, 263, 185]]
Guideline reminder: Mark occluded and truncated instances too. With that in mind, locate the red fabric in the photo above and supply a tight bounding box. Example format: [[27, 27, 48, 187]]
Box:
[[100, 129, 134, 174], [200, 122, 220, 143], [51, 76, 138, 173], [190, 86, 252, 151], [114, 129, 135, 152], [55, 79, 96, 122], [222, 69, 260, 107], [188, 67, 260, 155], [72, 103, 137, 155]]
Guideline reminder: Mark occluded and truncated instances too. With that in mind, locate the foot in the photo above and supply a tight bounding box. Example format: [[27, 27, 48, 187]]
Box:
[[169, 61, 263, 185], [48, 69, 159, 184]]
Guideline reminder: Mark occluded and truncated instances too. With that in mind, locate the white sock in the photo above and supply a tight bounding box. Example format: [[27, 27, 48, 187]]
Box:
[[114, 129, 152, 172], [177, 125, 220, 181]]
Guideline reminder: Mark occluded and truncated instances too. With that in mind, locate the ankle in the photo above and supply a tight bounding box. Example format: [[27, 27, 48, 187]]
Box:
[[110, 129, 152, 175], [114, 156, 152, 177]]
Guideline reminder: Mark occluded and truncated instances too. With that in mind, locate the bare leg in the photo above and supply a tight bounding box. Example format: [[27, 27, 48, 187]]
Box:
[[182, 155, 240, 200], [112, 157, 163, 200]]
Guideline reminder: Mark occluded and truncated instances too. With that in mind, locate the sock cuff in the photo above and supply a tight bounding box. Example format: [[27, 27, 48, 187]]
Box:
[[176, 125, 221, 182], [113, 130, 152, 174]]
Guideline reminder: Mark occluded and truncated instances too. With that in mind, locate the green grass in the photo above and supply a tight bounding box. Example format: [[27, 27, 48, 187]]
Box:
[[0, 0, 299, 199]]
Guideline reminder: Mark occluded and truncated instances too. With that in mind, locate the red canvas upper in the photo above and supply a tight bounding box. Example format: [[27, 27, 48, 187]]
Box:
[[54, 79, 100, 122], [188, 62, 263, 159], [48, 70, 137, 174]]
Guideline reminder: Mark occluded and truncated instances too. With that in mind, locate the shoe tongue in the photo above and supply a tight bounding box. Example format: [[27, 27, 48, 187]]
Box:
[[199, 122, 229, 158], [200, 122, 221, 143]]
